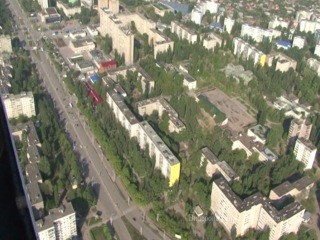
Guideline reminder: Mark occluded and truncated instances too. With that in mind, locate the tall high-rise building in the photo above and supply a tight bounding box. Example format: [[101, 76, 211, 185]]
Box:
[[36, 203, 77, 240], [288, 118, 312, 146], [293, 138, 317, 170], [2, 92, 36, 119]]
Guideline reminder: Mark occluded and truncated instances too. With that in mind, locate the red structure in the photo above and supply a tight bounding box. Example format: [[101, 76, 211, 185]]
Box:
[[84, 82, 103, 105], [99, 59, 117, 73]]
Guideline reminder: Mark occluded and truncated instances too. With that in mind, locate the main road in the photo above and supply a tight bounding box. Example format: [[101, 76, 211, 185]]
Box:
[[7, 0, 170, 240]]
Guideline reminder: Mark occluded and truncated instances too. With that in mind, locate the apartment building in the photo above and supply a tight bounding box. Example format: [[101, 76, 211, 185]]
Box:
[[231, 133, 278, 162], [247, 124, 268, 144], [269, 176, 314, 201], [240, 24, 273, 43], [107, 64, 155, 93], [299, 20, 320, 33], [224, 17, 235, 34], [106, 91, 140, 138], [99, 10, 134, 65], [0, 35, 12, 53], [295, 10, 313, 22], [233, 37, 266, 66], [200, 147, 239, 182], [137, 97, 185, 133], [288, 118, 312, 146], [292, 36, 305, 49], [268, 17, 289, 29], [2, 92, 36, 119], [26, 182, 44, 220], [315, 29, 320, 44], [69, 38, 96, 54], [36, 203, 77, 240], [106, 91, 181, 186], [266, 53, 297, 72], [201, 33, 222, 50], [294, 138, 317, 170], [135, 121, 180, 186], [56, 1, 81, 17], [171, 21, 197, 44], [211, 177, 305, 240], [307, 58, 320, 76]]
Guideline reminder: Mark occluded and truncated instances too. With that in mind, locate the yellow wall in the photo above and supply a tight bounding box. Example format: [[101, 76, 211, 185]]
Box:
[[260, 55, 266, 67], [169, 162, 180, 187]]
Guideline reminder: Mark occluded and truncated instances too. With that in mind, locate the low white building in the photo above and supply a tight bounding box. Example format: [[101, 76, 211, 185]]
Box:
[[87, 26, 99, 36], [314, 44, 320, 57]]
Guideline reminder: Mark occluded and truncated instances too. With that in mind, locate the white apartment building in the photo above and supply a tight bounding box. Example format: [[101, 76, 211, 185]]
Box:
[[268, 17, 289, 29], [240, 24, 273, 43], [233, 37, 267, 66], [171, 21, 197, 44], [202, 33, 222, 50], [211, 177, 305, 240], [315, 29, 320, 44], [224, 17, 235, 34], [299, 20, 320, 33], [307, 58, 320, 76], [314, 44, 320, 57], [106, 91, 140, 138], [266, 53, 297, 72], [292, 36, 305, 49], [295, 10, 313, 22], [288, 118, 312, 146], [38, 0, 49, 10], [191, 0, 219, 25], [135, 121, 180, 187], [0, 35, 12, 53], [36, 203, 77, 240], [106, 90, 181, 186], [294, 138, 317, 170], [2, 92, 36, 119], [137, 97, 185, 133]]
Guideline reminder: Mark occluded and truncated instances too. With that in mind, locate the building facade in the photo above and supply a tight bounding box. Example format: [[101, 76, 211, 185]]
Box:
[[2, 92, 36, 119], [292, 36, 305, 49], [240, 24, 273, 43], [293, 138, 317, 170], [307, 58, 320, 76], [36, 203, 77, 240], [171, 21, 197, 44], [224, 17, 235, 34], [288, 118, 312, 146], [211, 177, 305, 240]]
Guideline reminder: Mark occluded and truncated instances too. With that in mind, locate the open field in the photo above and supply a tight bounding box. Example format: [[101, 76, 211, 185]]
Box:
[[201, 88, 256, 132]]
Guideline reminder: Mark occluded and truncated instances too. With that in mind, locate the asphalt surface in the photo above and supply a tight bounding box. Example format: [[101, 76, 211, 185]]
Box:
[[6, 1, 169, 240]]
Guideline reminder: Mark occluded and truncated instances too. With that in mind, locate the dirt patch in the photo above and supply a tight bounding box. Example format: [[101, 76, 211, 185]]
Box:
[[201, 89, 256, 132], [198, 108, 216, 129]]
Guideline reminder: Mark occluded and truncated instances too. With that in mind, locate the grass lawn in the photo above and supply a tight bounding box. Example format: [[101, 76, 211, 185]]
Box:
[[121, 216, 147, 240], [86, 216, 102, 226], [90, 226, 106, 240]]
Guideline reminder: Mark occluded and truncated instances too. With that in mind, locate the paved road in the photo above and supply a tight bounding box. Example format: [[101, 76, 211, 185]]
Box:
[[7, 1, 169, 240]]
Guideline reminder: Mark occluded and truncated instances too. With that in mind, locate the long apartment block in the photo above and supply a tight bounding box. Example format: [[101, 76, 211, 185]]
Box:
[[211, 177, 305, 240], [106, 90, 180, 186], [171, 21, 197, 44], [137, 97, 185, 133]]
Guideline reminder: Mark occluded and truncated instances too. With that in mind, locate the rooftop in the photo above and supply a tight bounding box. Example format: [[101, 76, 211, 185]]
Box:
[[137, 97, 185, 129], [36, 202, 75, 232], [107, 91, 139, 125], [71, 38, 95, 48], [296, 137, 317, 150], [271, 176, 313, 197], [26, 182, 43, 205], [25, 163, 42, 184], [2, 91, 34, 100], [139, 121, 180, 166], [201, 147, 219, 164], [214, 177, 305, 222], [172, 21, 196, 35], [27, 144, 40, 164], [248, 124, 268, 140], [77, 60, 94, 69]]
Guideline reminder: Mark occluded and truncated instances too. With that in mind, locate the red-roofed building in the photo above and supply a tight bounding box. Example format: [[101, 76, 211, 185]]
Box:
[[84, 82, 103, 105], [99, 60, 117, 73]]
